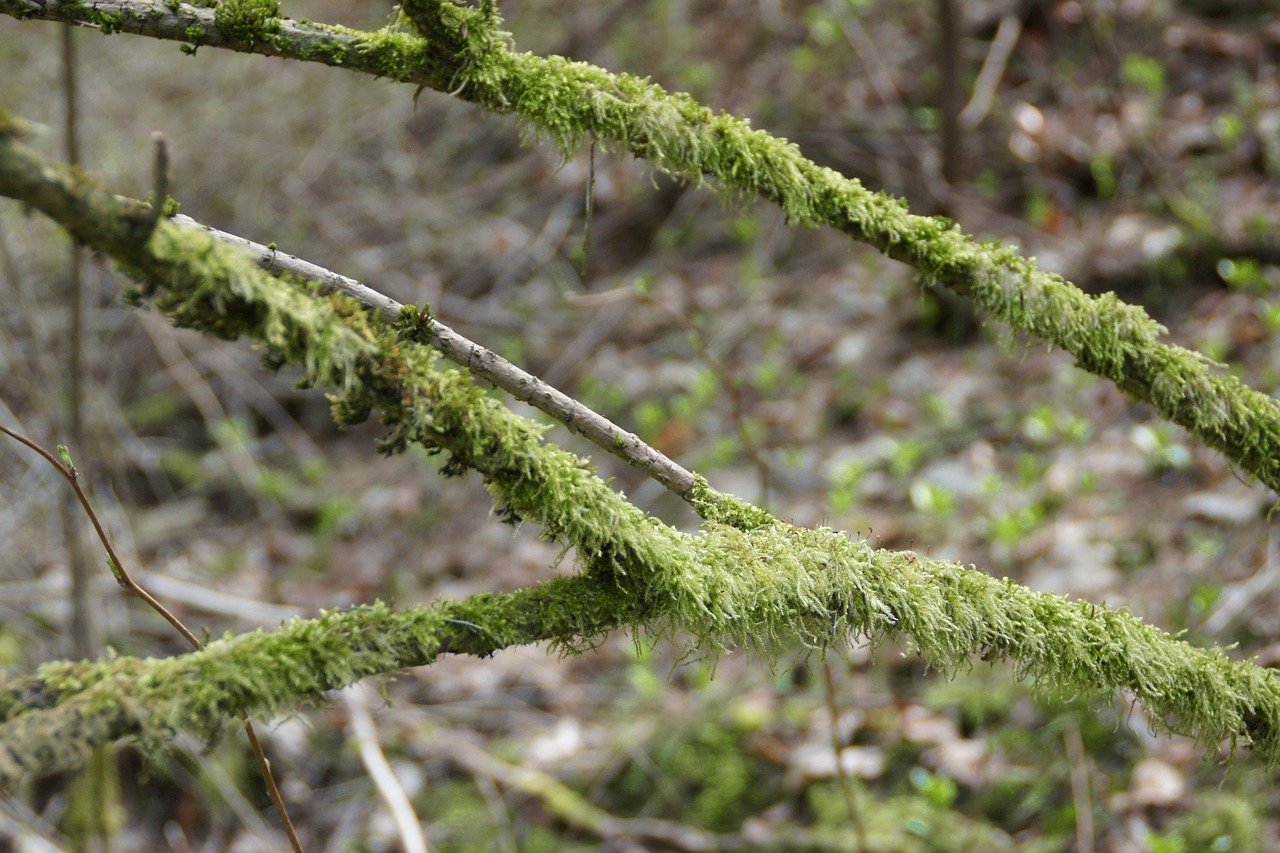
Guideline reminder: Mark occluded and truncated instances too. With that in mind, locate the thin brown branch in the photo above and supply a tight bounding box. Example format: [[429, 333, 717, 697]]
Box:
[[0, 424, 305, 853], [959, 14, 1021, 131], [821, 658, 867, 850], [344, 685, 429, 853], [0, 423, 200, 646]]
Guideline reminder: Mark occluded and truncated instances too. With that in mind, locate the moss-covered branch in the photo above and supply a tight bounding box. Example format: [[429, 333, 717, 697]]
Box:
[[4, 116, 1280, 785], [5, 0, 1278, 493], [0, 580, 643, 789], [4, 488, 1280, 784]]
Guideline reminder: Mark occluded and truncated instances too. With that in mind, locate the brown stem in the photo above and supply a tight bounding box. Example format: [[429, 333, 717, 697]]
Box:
[[0, 423, 305, 853]]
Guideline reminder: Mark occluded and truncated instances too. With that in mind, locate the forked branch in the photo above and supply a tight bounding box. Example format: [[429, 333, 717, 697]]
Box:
[[172, 215, 699, 498], [2, 121, 1280, 783]]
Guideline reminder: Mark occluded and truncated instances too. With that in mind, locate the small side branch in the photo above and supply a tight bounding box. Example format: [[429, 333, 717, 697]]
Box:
[[959, 14, 1022, 131], [172, 216, 698, 499], [0, 424, 304, 852]]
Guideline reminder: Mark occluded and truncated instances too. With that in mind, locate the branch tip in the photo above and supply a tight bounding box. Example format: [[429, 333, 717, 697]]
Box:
[[148, 131, 169, 224]]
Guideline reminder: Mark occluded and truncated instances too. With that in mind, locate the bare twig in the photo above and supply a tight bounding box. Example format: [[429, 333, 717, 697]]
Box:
[[0, 794, 66, 852], [935, 0, 961, 186], [580, 137, 595, 280], [170, 215, 700, 500], [472, 772, 519, 853], [60, 9, 97, 662], [0, 425, 196, 643], [343, 684, 429, 853], [137, 570, 305, 626], [821, 658, 867, 850], [59, 30, 121, 847], [959, 15, 1022, 131], [1201, 529, 1280, 637], [242, 722, 303, 852], [1063, 717, 1094, 853], [0, 424, 306, 853], [149, 133, 169, 218], [0, 570, 304, 626]]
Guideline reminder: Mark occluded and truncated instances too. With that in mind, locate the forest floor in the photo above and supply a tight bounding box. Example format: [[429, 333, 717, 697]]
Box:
[[2, 0, 1280, 850]]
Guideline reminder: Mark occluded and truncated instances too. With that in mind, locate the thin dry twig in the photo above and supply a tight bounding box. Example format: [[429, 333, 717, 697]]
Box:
[[0, 422, 306, 853], [171, 215, 700, 500], [1063, 717, 1094, 853], [1201, 529, 1280, 637], [959, 14, 1022, 131], [0, 424, 196, 643], [821, 658, 867, 850], [0, 794, 65, 852], [60, 11, 95, 661], [343, 684, 429, 853]]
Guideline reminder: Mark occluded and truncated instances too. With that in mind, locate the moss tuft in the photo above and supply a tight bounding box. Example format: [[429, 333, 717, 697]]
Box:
[[212, 0, 282, 46]]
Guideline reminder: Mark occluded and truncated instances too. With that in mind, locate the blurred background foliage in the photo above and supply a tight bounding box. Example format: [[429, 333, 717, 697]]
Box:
[[2, 0, 1280, 849]]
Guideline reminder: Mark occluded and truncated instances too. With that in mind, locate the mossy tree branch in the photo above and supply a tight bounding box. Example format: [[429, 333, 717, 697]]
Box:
[[4, 0, 1280, 492], [3, 117, 1280, 787], [0, 582, 645, 789]]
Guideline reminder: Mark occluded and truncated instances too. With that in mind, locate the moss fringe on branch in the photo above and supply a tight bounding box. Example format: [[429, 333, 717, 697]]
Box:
[[3, 118, 1280, 785]]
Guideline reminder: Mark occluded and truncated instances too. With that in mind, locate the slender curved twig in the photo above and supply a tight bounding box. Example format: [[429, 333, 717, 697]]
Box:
[[0, 423, 305, 853]]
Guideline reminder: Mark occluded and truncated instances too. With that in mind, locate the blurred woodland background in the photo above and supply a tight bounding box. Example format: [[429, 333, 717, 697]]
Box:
[[2, 0, 1280, 849]]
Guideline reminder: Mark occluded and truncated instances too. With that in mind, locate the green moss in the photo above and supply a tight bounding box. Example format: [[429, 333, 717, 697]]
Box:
[[350, 27, 434, 82], [212, 0, 282, 46], [394, 302, 433, 342], [690, 476, 773, 530], [95, 12, 125, 34], [7, 161, 1280, 772], [0, 110, 34, 138], [6, 184, 1280, 775], [1168, 794, 1262, 852]]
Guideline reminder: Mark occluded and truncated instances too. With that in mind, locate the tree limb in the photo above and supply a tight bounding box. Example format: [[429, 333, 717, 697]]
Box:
[[3, 120, 1280, 783], [8, 0, 1280, 497], [0, 581, 644, 789]]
